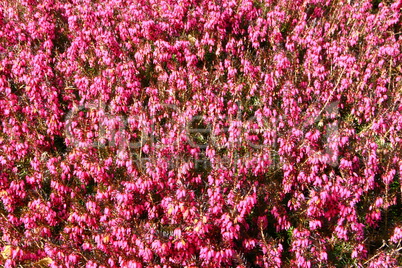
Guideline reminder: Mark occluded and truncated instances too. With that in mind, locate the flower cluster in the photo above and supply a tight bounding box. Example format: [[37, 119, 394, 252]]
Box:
[[0, 0, 401, 267]]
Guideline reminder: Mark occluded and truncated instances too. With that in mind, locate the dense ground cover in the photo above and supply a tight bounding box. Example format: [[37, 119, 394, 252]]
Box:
[[0, 0, 402, 267]]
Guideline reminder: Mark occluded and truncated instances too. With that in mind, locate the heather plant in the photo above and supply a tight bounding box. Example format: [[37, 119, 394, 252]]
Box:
[[0, 0, 402, 267]]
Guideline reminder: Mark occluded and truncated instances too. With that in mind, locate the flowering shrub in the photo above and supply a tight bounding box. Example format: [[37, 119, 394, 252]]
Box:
[[0, 0, 402, 267]]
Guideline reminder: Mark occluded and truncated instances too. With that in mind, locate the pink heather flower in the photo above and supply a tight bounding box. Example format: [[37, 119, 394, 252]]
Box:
[[390, 227, 402, 244], [1, 0, 401, 267]]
